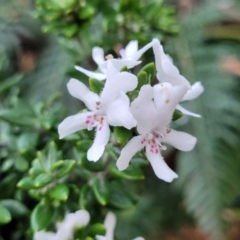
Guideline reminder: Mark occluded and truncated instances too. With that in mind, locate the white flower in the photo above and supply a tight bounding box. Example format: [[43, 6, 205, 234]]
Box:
[[177, 81, 204, 117], [96, 212, 144, 240], [152, 38, 191, 90], [58, 62, 137, 161], [116, 83, 197, 182], [75, 41, 153, 81], [33, 210, 90, 240]]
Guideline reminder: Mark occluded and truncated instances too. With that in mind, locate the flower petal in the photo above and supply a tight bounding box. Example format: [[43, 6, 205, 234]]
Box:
[[124, 40, 138, 58], [103, 212, 116, 240], [34, 231, 56, 240], [87, 120, 110, 161], [58, 112, 91, 139], [131, 85, 159, 134], [133, 237, 145, 240], [67, 78, 100, 110], [106, 92, 137, 129], [130, 41, 153, 61], [117, 135, 145, 171], [75, 65, 106, 80], [152, 39, 191, 89], [153, 82, 188, 127], [162, 129, 197, 151], [146, 149, 178, 182], [100, 59, 141, 72], [101, 63, 138, 108], [181, 81, 204, 101], [92, 47, 105, 66], [176, 104, 201, 118]]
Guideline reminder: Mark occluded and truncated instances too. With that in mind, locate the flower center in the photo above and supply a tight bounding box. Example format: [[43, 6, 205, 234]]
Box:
[[85, 114, 105, 131]]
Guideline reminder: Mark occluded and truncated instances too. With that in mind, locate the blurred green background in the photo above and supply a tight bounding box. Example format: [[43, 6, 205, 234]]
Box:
[[0, 0, 240, 239]]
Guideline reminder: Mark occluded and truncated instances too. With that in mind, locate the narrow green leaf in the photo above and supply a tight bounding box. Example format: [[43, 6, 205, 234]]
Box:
[[34, 173, 53, 188], [89, 78, 104, 94], [0, 110, 35, 127], [109, 165, 144, 180], [17, 176, 35, 190], [0, 204, 11, 224], [46, 142, 58, 169], [172, 109, 184, 121], [49, 184, 69, 201], [92, 177, 110, 206], [31, 203, 54, 231], [88, 223, 106, 237], [78, 153, 105, 172], [55, 160, 75, 178], [137, 71, 148, 90], [0, 199, 29, 218], [113, 127, 133, 145], [79, 185, 95, 209], [0, 74, 23, 94], [138, 62, 155, 84], [17, 132, 38, 152]]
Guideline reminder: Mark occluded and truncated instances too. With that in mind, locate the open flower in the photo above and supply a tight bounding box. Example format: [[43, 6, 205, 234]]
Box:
[[177, 81, 204, 117], [75, 41, 153, 81], [116, 83, 197, 182], [152, 38, 191, 90], [96, 212, 144, 240], [58, 62, 137, 161], [34, 210, 90, 240]]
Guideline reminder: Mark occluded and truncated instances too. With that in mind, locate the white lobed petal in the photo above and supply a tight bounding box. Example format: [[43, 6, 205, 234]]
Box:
[[67, 78, 100, 111], [181, 81, 204, 101], [103, 212, 116, 240], [87, 120, 110, 162], [92, 47, 105, 66], [162, 129, 197, 151], [34, 231, 56, 240], [117, 135, 145, 171], [124, 40, 138, 59], [106, 92, 137, 129], [58, 112, 90, 139], [75, 65, 106, 80], [152, 39, 191, 89], [130, 85, 159, 134], [101, 64, 138, 108], [146, 149, 178, 182], [132, 237, 145, 240], [130, 41, 153, 61], [176, 104, 201, 118], [153, 82, 188, 127], [99, 59, 141, 73]]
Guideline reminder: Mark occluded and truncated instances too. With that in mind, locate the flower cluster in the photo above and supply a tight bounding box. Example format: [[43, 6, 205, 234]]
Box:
[[34, 210, 144, 240], [58, 39, 204, 182]]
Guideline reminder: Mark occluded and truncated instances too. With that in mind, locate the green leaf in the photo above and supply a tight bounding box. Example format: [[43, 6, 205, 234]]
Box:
[[78, 5, 95, 20], [49, 184, 69, 201], [63, 24, 78, 38], [55, 160, 75, 178], [0, 204, 11, 224], [15, 156, 29, 172], [172, 109, 183, 121], [109, 165, 144, 180], [79, 185, 95, 209], [34, 173, 53, 188], [89, 78, 104, 94], [138, 62, 155, 84], [46, 141, 58, 169], [31, 203, 54, 231], [113, 127, 133, 145], [92, 177, 110, 206], [78, 152, 105, 172], [109, 186, 134, 209], [17, 132, 38, 152], [76, 139, 93, 152], [17, 176, 35, 190], [137, 71, 148, 90], [0, 109, 35, 127], [0, 74, 23, 94], [88, 223, 106, 237], [0, 199, 29, 218]]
